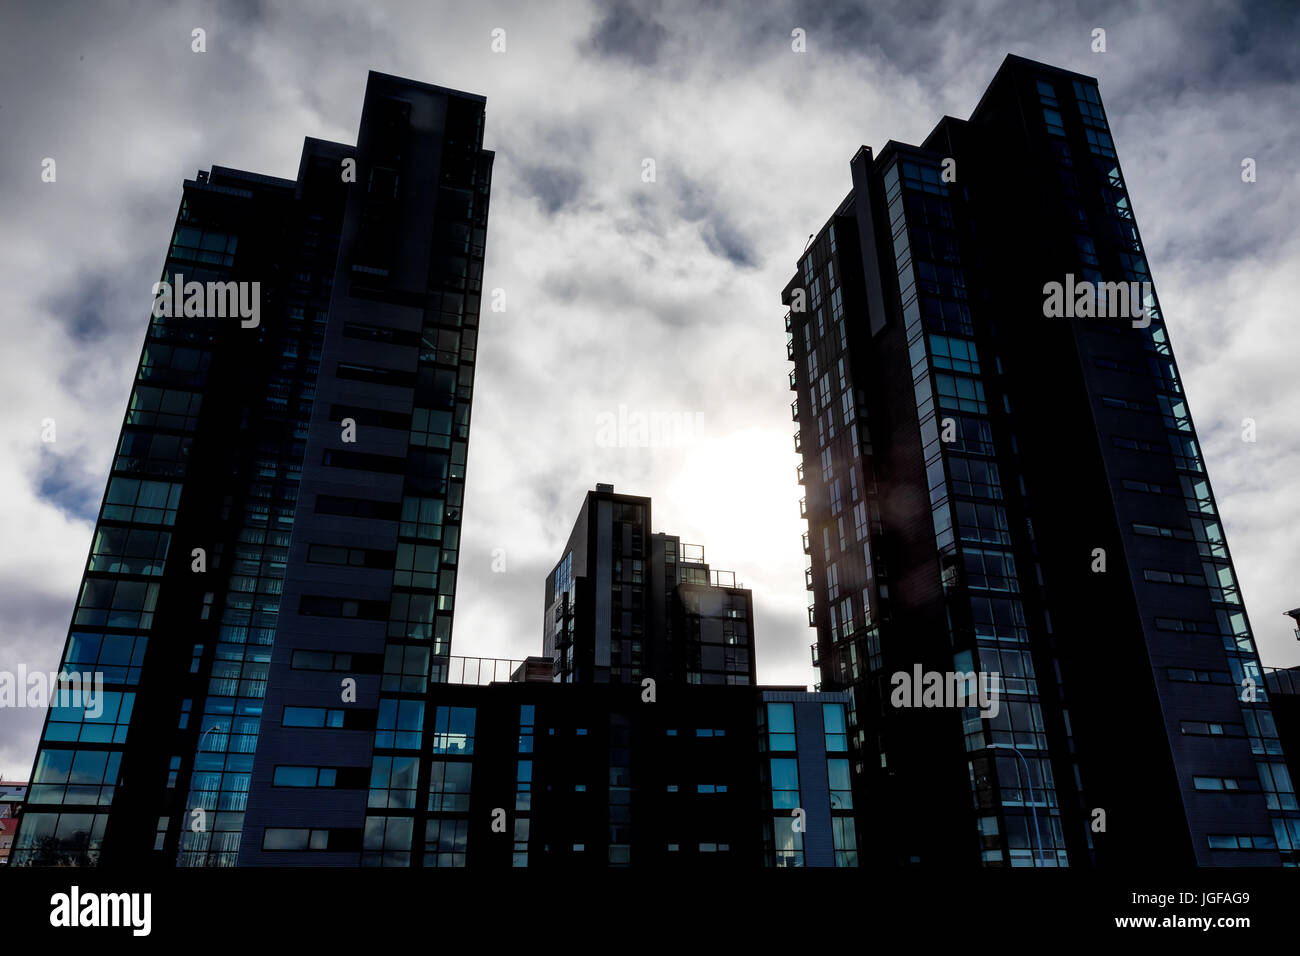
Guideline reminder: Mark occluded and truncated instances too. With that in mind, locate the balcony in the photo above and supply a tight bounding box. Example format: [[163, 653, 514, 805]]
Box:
[[788, 368, 798, 391], [784, 310, 793, 332], [790, 399, 800, 421], [793, 431, 802, 453], [807, 603, 817, 627], [805, 566, 814, 590], [432, 655, 525, 685], [810, 642, 820, 667], [786, 335, 796, 360], [801, 530, 811, 554], [796, 462, 805, 484], [799, 496, 808, 518]]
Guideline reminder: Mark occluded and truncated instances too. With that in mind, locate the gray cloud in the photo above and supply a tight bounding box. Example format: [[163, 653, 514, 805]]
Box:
[[581, 1, 670, 66]]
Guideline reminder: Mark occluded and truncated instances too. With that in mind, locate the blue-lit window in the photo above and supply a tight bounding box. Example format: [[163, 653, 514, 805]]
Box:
[[929, 335, 980, 375], [934, 373, 986, 414], [767, 703, 796, 751], [770, 758, 800, 809], [432, 706, 475, 754], [823, 704, 849, 751], [376, 699, 424, 749], [102, 478, 183, 525], [273, 766, 336, 787], [63, 632, 147, 685], [283, 706, 344, 729], [45, 692, 135, 744], [828, 758, 853, 809], [369, 755, 419, 809]]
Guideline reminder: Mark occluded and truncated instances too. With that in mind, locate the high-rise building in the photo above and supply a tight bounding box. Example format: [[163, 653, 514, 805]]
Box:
[[784, 54, 1298, 868], [13, 72, 493, 866], [544, 485, 756, 686]]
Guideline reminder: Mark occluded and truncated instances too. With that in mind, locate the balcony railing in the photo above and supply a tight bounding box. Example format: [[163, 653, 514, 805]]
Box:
[[790, 399, 799, 421], [793, 431, 802, 453], [810, 642, 820, 667], [784, 310, 793, 332], [807, 604, 817, 626], [801, 530, 811, 554], [432, 655, 525, 685], [786, 336, 796, 360], [805, 566, 814, 590], [796, 463, 805, 484], [799, 496, 808, 518], [788, 368, 798, 391]]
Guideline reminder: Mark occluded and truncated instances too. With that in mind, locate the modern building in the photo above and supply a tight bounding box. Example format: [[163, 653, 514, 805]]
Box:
[[353, 678, 855, 869], [783, 53, 1298, 868], [0, 783, 26, 866], [543, 484, 756, 686], [13, 71, 494, 866]]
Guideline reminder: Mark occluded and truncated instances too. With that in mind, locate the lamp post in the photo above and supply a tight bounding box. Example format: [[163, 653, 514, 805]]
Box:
[[989, 742, 1045, 867]]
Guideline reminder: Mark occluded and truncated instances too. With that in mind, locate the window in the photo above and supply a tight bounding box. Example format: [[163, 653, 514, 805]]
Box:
[[88, 527, 171, 576], [102, 478, 182, 525], [126, 386, 202, 431], [362, 816, 413, 867], [282, 706, 344, 729], [1180, 721, 1245, 738], [306, 544, 394, 569], [273, 766, 338, 788], [770, 758, 801, 809], [369, 755, 420, 809], [424, 818, 467, 867], [432, 706, 475, 754], [828, 758, 853, 809], [44, 692, 135, 745], [9, 811, 108, 866], [962, 548, 1019, 592], [410, 408, 453, 449], [935, 373, 986, 414], [767, 703, 796, 751], [929, 335, 979, 374], [832, 816, 858, 866], [376, 699, 425, 749], [1193, 776, 1258, 793], [427, 761, 472, 811], [382, 644, 430, 693], [290, 649, 354, 671], [30, 749, 122, 806], [823, 704, 849, 752], [1207, 833, 1275, 851], [63, 632, 147, 685]]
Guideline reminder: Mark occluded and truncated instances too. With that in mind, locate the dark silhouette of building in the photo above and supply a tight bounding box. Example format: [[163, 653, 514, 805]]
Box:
[[784, 54, 1298, 868], [544, 484, 756, 685], [13, 71, 494, 866]]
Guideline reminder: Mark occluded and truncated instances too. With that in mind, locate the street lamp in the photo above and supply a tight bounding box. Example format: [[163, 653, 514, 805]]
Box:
[[989, 742, 1045, 867]]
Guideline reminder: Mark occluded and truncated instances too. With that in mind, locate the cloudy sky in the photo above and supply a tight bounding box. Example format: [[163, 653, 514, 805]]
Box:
[[1, 0, 1297, 780]]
